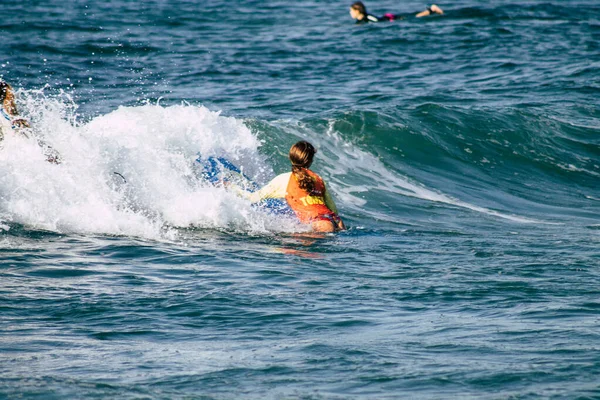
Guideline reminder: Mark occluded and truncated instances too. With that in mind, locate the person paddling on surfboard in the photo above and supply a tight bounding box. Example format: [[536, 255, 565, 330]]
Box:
[[235, 141, 346, 233], [0, 81, 61, 164], [349, 1, 443, 23]]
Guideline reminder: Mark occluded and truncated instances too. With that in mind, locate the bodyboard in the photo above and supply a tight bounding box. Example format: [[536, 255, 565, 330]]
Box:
[[196, 155, 294, 216]]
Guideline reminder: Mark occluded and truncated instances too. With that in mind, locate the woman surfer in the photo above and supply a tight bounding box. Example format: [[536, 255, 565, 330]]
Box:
[[236, 141, 346, 233], [349, 2, 443, 23]]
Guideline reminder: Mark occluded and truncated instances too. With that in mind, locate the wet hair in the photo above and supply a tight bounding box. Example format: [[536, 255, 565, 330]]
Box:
[[0, 81, 17, 115], [289, 141, 316, 194], [351, 1, 367, 15]]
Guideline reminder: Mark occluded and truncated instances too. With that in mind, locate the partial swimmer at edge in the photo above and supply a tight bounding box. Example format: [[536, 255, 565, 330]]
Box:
[[0, 81, 31, 140], [0, 81, 61, 164]]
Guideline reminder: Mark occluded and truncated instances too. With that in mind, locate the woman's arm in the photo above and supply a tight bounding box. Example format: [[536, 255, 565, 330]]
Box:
[[323, 183, 339, 215], [416, 4, 443, 17], [323, 182, 346, 230], [235, 172, 291, 203]]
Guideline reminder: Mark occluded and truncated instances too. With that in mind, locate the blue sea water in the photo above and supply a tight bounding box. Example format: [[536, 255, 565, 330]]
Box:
[[1, 0, 599, 398]]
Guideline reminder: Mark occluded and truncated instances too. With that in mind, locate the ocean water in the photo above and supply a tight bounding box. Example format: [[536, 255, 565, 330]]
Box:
[[1, 0, 599, 398]]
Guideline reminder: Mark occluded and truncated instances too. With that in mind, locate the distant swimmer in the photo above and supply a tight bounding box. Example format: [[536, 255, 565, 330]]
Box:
[[350, 2, 444, 23], [235, 141, 346, 233], [0, 81, 60, 163]]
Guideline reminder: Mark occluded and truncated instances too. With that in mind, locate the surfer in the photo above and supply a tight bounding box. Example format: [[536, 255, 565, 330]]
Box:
[[0, 81, 61, 163], [236, 141, 346, 233], [350, 2, 443, 23]]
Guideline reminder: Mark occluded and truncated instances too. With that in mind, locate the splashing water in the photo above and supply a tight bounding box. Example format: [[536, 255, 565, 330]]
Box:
[[0, 92, 302, 238]]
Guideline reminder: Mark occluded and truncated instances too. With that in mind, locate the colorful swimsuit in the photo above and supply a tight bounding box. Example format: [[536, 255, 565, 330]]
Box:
[[284, 169, 341, 224], [240, 170, 341, 224]]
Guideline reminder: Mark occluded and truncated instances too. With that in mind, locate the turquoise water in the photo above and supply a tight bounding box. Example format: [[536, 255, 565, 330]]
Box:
[[1, 1, 599, 398]]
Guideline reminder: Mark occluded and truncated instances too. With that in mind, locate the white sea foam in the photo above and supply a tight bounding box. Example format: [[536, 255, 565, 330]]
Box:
[[0, 92, 300, 238]]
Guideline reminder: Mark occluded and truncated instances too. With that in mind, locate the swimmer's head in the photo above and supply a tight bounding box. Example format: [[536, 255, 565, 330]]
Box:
[[289, 140, 316, 169], [350, 1, 367, 19], [290, 141, 317, 194]]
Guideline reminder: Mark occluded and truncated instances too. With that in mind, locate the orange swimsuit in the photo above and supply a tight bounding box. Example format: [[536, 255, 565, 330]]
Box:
[[285, 170, 340, 224], [237, 170, 341, 225]]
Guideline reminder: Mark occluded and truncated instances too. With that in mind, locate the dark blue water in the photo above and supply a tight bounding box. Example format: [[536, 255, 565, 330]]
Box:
[[1, 0, 599, 398]]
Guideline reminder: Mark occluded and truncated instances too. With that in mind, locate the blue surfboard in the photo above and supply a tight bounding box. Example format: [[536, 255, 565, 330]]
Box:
[[196, 155, 294, 216]]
